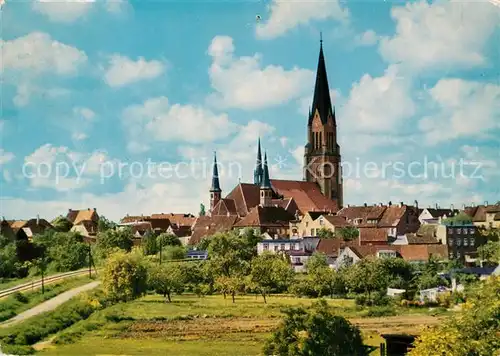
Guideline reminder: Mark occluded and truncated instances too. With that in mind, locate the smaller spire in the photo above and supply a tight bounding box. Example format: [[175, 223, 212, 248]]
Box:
[[261, 152, 271, 189], [254, 137, 264, 185], [210, 151, 221, 192], [320, 31, 323, 46]]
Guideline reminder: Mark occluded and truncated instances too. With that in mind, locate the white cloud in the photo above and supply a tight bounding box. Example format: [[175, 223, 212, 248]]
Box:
[[341, 65, 415, 134], [33, 0, 95, 23], [419, 79, 500, 144], [122, 97, 238, 152], [255, 0, 349, 40], [32, 0, 129, 22], [72, 132, 88, 141], [0, 149, 14, 165], [12, 82, 70, 108], [379, 0, 500, 70], [207, 36, 314, 110], [0, 32, 87, 75], [104, 55, 166, 88], [355, 30, 379, 46], [22, 144, 112, 192], [73, 107, 96, 120]]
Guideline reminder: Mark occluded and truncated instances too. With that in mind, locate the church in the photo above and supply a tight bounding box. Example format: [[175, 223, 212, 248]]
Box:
[[190, 40, 343, 245]]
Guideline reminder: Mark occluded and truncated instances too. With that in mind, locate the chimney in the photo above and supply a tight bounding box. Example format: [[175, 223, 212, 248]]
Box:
[[438, 216, 442, 224], [472, 202, 475, 207], [400, 201, 404, 207], [450, 204, 454, 211], [88, 208, 90, 211], [435, 203, 439, 210], [364, 203, 367, 207], [93, 208, 96, 212], [462, 204, 466, 210], [68, 208, 72, 213], [484, 201, 488, 206], [388, 201, 392, 206], [379, 202, 383, 207], [36, 214, 40, 225], [414, 200, 418, 209]]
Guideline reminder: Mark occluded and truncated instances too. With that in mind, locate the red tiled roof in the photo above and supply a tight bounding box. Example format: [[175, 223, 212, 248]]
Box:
[[323, 214, 352, 227], [151, 213, 196, 227], [378, 206, 406, 227], [359, 227, 388, 243], [233, 206, 294, 228], [270, 179, 338, 214], [348, 244, 448, 261], [316, 238, 346, 257], [121, 216, 146, 223], [169, 225, 192, 237], [189, 215, 239, 245]]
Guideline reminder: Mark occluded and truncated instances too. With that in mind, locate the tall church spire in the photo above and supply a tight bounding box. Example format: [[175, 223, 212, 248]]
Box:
[[309, 35, 334, 126], [261, 152, 271, 189], [260, 152, 272, 207], [210, 152, 222, 213], [253, 138, 263, 185]]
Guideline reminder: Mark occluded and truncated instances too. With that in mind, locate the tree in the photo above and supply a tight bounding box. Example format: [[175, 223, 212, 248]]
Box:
[[0, 237, 20, 278], [410, 276, 500, 356], [317, 228, 334, 239], [98, 215, 117, 232], [96, 228, 134, 258], [102, 251, 148, 302], [47, 232, 88, 272], [163, 246, 186, 261], [335, 227, 359, 241], [477, 240, 500, 265], [141, 232, 158, 255], [214, 275, 245, 303], [263, 299, 367, 356], [345, 259, 388, 305], [148, 262, 185, 302], [250, 253, 294, 303], [199, 203, 206, 216], [156, 233, 182, 247], [51, 216, 73, 232], [306, 252, 329, 273]]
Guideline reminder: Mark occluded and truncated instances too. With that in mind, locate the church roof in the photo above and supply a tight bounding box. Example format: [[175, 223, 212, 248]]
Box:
[[234, 205, 294, 228]]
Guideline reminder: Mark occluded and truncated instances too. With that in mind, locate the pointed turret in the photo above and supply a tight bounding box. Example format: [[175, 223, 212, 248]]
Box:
[[253, 138, 263, 185], [210, 152, 221, 212], [260, 152, 272, 207], [309, 36, 334, 126]]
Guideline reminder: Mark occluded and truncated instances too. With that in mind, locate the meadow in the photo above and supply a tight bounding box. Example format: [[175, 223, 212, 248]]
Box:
[[34, 293, 447, 356]]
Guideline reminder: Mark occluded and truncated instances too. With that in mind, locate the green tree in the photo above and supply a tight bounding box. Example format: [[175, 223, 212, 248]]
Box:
[[206, 232, 251, 277], [51, 216, 73, 232], [263, 299, 367, 356], [317, 228, 335, 239], [48, 232, 88, 272], [156, 233, 182, 248], [102, 251, 148, 302], [215, 275, 245, 303], [346, 259, 388, 304], [0, 237, 20, 278], [410, 276, 500, 356], [163, 246, 186, 261], [98, 215, 117, 232], [96, 228, 134, 258], [336, 226, 359, 241], [141, 232, 158, 255], [148, 262, 185, 302], [250, 253, 294, 303], [477, 240, 500, 265], [306, 252, 329, 273]]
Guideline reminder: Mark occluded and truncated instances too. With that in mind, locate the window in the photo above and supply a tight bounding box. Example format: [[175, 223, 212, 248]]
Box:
[[293, 257, 300, 264], [274, 245, 278, 251], [319, 218, 324, 226], [469, 228, 475, 235], [470, 238, 475, 247], [464, 238, 468, 246], [448, 228, 453, 234], [311, 229, 314, 236], [449, 252, 454, 259], [305, 222, 309, 227], [448, 237, 454, 246], [295, 243, 300, 250], [263, 243, 269, 250], [280, 244, 285, 250], [457, 251, 461, 259], [457, 228, 461, 234], [457, 238, 462, 246]]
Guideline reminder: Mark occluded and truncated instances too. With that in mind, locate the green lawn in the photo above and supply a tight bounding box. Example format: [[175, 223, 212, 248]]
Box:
[[36, 293, 445, 356]]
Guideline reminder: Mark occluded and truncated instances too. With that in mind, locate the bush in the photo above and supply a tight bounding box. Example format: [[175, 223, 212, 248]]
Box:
[[364, 306, 397, 317], [12, 292, 29, 304]]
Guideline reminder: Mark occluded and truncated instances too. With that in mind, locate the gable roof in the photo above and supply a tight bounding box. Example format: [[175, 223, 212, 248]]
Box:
[[322, 214, 352, 227], [358, 227, 388, 243], [406, 224, 439, 244], [337, 204, 414, 228], [423, 208, 459, 219], [233, 206, 294, 228], [150, 213, 196, 227], [270, 179, 338, 214], [346, 244, 448, 261], [189, 215, 239, 245], [67, 209, 99, 225]]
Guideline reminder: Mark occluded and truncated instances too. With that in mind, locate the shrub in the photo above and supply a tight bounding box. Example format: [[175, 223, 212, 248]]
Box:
[[364, 306, 397, 317]]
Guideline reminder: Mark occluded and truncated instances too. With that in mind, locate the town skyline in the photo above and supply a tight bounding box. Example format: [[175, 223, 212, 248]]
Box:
[[1, 0, 499, 221]]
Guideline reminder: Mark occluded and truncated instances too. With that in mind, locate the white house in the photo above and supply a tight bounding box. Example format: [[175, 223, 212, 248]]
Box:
[[419, 207, 459, 225], [257, 239, 301, 254]]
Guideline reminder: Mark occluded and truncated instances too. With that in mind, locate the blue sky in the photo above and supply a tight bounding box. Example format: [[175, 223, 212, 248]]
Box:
[[1, 0, 499, 221]]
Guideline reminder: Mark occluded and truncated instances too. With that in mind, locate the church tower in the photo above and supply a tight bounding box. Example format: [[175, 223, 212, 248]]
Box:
[[253, 138, 263, 185], [210, 152, 222, 212], [260, 152, 272, 207], [303, 36, 343, 208]]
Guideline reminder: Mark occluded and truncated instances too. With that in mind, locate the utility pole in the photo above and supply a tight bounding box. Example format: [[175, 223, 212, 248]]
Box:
[[41, 248, 45, 295], [88, 240, 92, 279]]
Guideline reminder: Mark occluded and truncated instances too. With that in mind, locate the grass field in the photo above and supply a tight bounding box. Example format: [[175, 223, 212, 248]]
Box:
[[0, 276, 96, 324], [35, 293, 446, 356]]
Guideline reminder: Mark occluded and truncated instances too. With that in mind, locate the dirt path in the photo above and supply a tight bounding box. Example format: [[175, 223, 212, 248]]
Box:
[[0, 281, 101, 328]]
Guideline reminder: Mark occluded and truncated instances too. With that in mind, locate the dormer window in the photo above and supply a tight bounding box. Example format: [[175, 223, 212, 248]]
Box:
[[319, 218, 324, 226]]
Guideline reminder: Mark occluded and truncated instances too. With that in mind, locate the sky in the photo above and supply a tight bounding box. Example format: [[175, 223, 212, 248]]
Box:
[[0, 0, 499, 221]]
